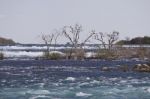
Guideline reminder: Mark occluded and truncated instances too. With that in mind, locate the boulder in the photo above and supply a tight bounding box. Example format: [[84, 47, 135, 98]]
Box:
[[132, 63, 150, 72]]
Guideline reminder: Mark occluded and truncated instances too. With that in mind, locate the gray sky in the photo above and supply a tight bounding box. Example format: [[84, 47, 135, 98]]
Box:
[[0, 0, 150, 44]]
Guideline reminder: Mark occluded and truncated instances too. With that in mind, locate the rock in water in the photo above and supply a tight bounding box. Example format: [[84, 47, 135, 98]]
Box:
[[132, 64, 150, 72]]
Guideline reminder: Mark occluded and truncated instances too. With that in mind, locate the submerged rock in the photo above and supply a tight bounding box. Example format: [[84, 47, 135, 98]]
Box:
[[118, 65, 130, 72], [101, 65, 130, 72], [101, 67, 112, 71]]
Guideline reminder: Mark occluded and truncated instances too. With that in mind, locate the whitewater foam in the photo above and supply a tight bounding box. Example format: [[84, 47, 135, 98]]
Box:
[[66, 77, 76, 81], [76, 92, 92, 97], [146, 88, 150, 93], [29, 95, 49, 99], [86, 77, 90, 80], [27, 89, 50, 95], [90, 80, 100, 84]]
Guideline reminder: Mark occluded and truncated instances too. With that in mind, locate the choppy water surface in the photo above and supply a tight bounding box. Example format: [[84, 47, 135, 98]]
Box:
[[0, 60, 150, 99]]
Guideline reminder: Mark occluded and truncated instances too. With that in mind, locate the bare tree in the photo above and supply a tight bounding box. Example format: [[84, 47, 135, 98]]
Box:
[[94, 31, 119, 50], [81, 30, 95, 47], [94, 31, 107, 49], [53, 29, 61, 51], [41, 33, 54, 53], [41, 29, 62, 59], [94, 31, 119, 59], [62, 24, 95, 60], [107, 31, 119, 50]]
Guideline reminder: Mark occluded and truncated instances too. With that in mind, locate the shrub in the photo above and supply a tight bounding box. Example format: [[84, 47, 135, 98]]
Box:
[[43, 52, 63, 60], [64, 48, 85, 60], [95, 50, 118, 60], [49, 53, 62, 60]]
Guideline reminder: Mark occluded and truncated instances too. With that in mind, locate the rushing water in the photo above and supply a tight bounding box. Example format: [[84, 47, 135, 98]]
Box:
[[0, 60, 150, 99]]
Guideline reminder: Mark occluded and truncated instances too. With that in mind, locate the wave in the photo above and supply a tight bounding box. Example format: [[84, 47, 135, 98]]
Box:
[[76, 92, 92, 97]]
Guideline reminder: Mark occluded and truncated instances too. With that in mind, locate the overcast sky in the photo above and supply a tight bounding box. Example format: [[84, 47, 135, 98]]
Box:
[[0, 0, 150, 44]]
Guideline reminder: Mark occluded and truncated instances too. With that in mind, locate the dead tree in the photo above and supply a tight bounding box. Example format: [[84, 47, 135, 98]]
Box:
[[81, 30, 95, 47], [94, 31, 119, 59], [94, 31, 107, 49], [41, 33, 54, 53], [94, 31, 119, 50], [107, 31, 119, 50], [62, 24, 82, 60], [53, 29, 61, 51], [62, 24, 95, 60]]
